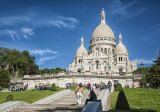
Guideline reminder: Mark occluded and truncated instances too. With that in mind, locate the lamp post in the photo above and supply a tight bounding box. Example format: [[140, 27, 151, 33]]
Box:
[[140, 62, 144, 88]]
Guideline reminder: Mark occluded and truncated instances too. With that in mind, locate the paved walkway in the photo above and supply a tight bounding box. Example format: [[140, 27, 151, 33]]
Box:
[[8, 90, 101, 112]]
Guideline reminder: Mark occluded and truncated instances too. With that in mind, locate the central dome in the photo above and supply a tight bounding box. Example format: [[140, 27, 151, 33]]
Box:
[[92, 23, 115, 39], [91, 9, 115, 40]]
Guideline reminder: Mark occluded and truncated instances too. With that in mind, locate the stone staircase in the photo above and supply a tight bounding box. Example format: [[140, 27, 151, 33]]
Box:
[[8, 90, 101, 112]]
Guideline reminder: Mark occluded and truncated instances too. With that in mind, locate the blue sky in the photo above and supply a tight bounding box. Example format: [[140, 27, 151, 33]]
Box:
[[0, 0, 160, 70]]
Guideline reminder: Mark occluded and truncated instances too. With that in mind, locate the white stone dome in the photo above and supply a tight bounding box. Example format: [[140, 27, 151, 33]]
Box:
[[76, 45, 88, 57], [75, 37, 88, 57], [91, 9, 115, 40], [115, 34, 128, 55], [92, 23, 115, 39]]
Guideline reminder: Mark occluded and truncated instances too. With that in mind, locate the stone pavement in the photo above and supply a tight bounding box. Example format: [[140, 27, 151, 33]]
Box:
[[7, 90, 101, 112]]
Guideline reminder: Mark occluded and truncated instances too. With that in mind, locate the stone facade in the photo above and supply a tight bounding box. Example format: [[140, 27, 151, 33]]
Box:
[[69, 9, 137, 74]]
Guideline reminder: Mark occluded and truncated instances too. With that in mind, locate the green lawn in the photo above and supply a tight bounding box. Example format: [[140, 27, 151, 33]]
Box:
[[109, 88, 160, 112], [0, 88, 65, 104]]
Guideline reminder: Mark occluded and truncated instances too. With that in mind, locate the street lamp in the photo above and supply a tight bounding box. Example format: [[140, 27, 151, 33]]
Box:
[[140, 62, 144, 88]]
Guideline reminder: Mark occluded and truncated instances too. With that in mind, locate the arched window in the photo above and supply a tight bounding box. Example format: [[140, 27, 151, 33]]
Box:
[[104, 66, 107, 71], [112, 49, 114, 54], [104, 48, 107, 54], [96, 61, 99, 69]]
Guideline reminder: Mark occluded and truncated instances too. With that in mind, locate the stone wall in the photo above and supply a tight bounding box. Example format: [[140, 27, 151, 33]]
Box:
[[22, 73, 141, 89]]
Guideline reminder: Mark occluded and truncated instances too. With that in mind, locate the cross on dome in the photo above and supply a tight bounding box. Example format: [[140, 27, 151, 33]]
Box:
[[81, 36, 84, 45], [119, 33, 122, 43], [101, 8, 105, 24]]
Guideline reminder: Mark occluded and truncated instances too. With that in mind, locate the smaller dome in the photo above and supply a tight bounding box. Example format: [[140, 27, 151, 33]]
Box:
[[75, 37, 88, 57], [115, 34, 128, 55], [115, 43, 128, 55], [76, 45, 88, 57]]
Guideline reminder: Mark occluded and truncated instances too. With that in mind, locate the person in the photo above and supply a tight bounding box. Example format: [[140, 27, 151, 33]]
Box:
[[89, 90, 97, 101], [87, 83, 91, 91], [114, 80, 117, 91], [75, 83, 84, 105], [92, 84, 96, 91], [108, 80, 112, 93], [8, 84, 10, 91], [99, 82, 103, 91], [68, 83, 71, 90], [103, 83, 105, 89], [146, 83, 150, 88], [66, 83, 69, 89], [85, 90, 97, 105]]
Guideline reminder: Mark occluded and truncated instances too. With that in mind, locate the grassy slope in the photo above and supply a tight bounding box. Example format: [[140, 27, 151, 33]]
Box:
[[110, 88, 160, 112], [0, 88, 65, 104]]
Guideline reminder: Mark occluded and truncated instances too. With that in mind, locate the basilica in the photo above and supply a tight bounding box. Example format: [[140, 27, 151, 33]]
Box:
[[22, 9, 140, 89], [69, 9, 137, 74]]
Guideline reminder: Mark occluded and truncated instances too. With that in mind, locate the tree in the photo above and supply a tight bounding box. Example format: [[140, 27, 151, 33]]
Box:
[[0, 69, 10, 87], [148, 51, 160, 88], [115, 90, 130, 110], [0, 48, 39, 76]]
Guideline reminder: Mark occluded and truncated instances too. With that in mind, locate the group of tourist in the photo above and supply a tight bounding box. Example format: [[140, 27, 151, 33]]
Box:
[[8, 83, 28, 92], [36, 83, 47, 91], [87, 81, 112, 92], [75, 81, 112, 105]]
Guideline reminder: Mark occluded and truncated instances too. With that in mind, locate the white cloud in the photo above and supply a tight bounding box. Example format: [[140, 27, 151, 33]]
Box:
[[21, 28, 34, 35], [109, 0, 146, 18], [38, 56, 56, 65], [132, 58, 155, 65], [30, 49, 58, 55], [6, 30, 20, 40], [0, 12, 79, 30]]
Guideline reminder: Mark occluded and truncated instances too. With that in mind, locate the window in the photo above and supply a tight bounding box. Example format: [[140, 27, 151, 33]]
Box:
[[121, 57, 122, 61], [119, 57, 120, 61], [96, 61, 99, 69], [119, 68, 123, 72], [104, 66, 107, 71], [104, 48, 107, 54], [112, 49, 114, 54]]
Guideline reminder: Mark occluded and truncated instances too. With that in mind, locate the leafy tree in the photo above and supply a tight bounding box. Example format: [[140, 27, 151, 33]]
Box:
[[0, 47, 39, 76], [0, 69, 10, 87], [148, 51, 160, 88], [133, 51, 160, 88]]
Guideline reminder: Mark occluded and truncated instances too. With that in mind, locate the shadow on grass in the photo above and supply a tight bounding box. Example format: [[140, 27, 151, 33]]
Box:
[[108, 109, 157, 112]]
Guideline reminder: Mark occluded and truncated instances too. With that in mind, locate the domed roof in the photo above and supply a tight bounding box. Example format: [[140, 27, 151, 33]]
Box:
[[92, 23, 115, 39], [115, 34, 128, 55], [76, 37, 88, 57], [91, 9, 115, 39]]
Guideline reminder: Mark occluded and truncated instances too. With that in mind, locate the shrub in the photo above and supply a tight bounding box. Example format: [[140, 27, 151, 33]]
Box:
[[115, 83, 123, 91], [6, 94, 13, 102], [115, 90, 130, 110], [35, 85, 37, 89], [50, 83, 56, 91]]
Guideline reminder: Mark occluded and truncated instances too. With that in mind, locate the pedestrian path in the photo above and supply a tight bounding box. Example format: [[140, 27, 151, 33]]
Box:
[[7, 90, 101, 112]]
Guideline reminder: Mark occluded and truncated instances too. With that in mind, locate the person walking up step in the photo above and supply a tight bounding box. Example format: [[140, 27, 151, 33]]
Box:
[[75, 83, 84, 105]]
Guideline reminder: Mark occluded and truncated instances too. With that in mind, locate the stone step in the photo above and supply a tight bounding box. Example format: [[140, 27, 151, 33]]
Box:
[[7, 90, 102, 112]]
